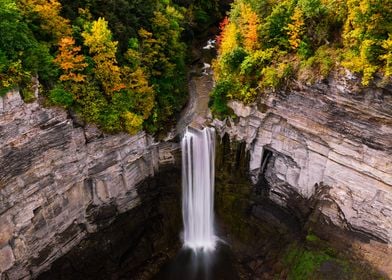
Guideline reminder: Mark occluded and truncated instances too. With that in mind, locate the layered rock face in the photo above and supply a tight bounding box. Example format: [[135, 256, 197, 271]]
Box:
[[0, 91, 180, 279], [213, 72, 392, 275]]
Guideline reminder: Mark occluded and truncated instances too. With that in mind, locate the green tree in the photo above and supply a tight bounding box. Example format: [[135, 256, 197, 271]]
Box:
[[138, 4, 187, 129], [0, 0, 56, 93]]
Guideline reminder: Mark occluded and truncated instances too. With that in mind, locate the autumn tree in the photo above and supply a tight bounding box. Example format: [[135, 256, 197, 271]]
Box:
[[237, 3, 260, 52], [287, 7, 304, 50], [82, 18, 124, 95], [54, 37, 87, 83], [342, 0, 391, 84], [218, 19, 238, 56], [16, 0, 71, 44], [122, 67, 155, 120], [381, 35, 392, 77], [216, 17, 229, 46]]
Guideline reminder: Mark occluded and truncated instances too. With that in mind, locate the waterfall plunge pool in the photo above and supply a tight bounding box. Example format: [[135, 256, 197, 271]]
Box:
[[154, 126, 240, 280]]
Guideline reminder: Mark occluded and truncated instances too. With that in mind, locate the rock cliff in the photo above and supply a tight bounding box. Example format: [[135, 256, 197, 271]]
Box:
[[0, 91, 180, 279], [213, 71, 392, 276]]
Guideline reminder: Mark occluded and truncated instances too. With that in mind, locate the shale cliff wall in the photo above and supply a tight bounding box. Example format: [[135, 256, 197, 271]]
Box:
[[0, 91, 179, 279], [213, 72, 392, 275]]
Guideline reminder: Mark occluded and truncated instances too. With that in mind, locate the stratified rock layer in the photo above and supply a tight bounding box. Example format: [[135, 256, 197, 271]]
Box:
[[0, 91, 179, 279], [213, 72, 392, 276]]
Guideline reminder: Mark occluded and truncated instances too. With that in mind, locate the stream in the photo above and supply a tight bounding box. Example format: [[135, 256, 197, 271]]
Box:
[[154, 38, 241, 280]]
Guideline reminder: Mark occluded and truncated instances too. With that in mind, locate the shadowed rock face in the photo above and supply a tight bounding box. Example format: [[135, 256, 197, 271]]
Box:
[[37, 167, 182, 280], [212, 72, 392, 276], [0, 91, 181, 279]]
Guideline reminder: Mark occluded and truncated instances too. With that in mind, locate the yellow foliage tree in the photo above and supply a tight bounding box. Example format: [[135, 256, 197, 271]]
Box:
[[122, 111, 144, 135], [122, 66, 155, 120], [238, 3, 260, 52], [287, 7, 304, 49], [54, 37, 87, 83], [380, 35, 392, 77], [82, 18, 124, 95], [219, 21, 238, 56], [342, 0, 391, 84], [17, 0, 71, 43]]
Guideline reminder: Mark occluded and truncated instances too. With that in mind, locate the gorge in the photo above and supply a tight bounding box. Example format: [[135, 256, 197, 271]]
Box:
[[1, 0, 392, 279], [1, 40, 391, 279]]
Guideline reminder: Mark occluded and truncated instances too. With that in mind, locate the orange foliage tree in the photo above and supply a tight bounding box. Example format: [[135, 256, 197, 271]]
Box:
[[216, 17, 229, 46], [238, 3, 260, 52], [54, 37, 87, 83], [287, 7, 304, 50]]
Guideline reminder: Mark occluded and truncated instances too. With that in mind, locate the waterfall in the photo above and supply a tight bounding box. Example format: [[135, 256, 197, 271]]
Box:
[[181, 127, 217, 251]]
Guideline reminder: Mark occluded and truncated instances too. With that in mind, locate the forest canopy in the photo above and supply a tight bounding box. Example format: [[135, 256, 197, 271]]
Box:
[[0, 0, 221, 134], [211, 0, 392, 118]]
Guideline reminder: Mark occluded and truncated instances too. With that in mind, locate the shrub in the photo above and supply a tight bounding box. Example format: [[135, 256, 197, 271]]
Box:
[[284, 244, 331, 280], [298, 39, 313, 59], [240, 49, 275, 76], [73, 81, 107, 123], [261, 66, 280, 88], [98, 106, 122, 133], [297, 0, 325, 18], [222, 47, 248, 72], [122, 111, 143, 135], [300, 46, 336, 82], [49, 86, 74, 107], [20, 87, 36, 103], [210, 80, 236, 118]]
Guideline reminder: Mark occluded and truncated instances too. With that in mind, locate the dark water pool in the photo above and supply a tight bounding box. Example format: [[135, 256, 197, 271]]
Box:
[[154, 244, 239, 280]]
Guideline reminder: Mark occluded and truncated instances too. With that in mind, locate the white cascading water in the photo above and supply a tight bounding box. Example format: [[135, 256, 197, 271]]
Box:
[[181, 126, 217, 251]]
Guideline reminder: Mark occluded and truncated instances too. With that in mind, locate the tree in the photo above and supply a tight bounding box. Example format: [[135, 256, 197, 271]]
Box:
[[381, 35, 392, 77], [0, 0, 55, 93], [54, 37, 87, 83], [82, 17, 124, 95], [218, 19, 238, 55], [16, 0, 72, 44], [0, 0, 31, 92], [287, 7, 304, 49], [238, 3, 260, 52], [342, 0, 391, 84], [216, 17, 229, 46], [122, 67, 155, 120], [260, 0, 293, 49], [137, 4, 187, 128]]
